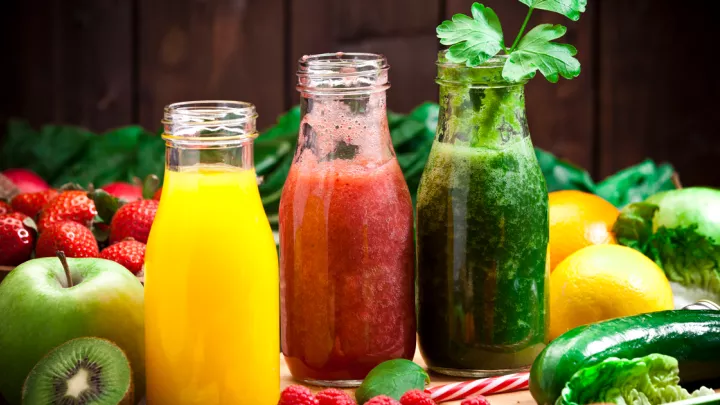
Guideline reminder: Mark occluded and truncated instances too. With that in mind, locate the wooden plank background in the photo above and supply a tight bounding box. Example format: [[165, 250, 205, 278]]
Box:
[[2, 0, 719, 185]]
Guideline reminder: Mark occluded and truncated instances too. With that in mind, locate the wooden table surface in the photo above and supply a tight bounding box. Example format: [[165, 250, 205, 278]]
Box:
[[281, 350, 536, 405]]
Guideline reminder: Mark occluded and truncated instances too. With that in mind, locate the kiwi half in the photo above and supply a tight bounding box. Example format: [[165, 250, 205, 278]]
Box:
[[22, 337, 134, 405]]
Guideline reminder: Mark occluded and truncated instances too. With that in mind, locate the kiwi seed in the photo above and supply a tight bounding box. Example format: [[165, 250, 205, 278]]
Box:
[[22, 337, 134, 405]]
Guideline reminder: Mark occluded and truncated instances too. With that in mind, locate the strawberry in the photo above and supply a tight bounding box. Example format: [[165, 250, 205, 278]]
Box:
[[11, 189, 59, 218], [0, 213, 35, 266], [101, 182, 143, 202], [100, 239, 146, 274], [37, 191, 97, 232], [109, 199, 158, 244], [0, 201, 12, 215], [153, 187, 162, 201], [36, 221, 99, 258]]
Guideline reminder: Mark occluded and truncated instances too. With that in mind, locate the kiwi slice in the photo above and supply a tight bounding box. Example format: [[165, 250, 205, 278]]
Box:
[[22, 337, 134, 405]]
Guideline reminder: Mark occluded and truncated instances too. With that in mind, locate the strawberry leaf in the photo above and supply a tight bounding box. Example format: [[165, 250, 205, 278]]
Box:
[[142, 174, 160, 200], [0, 174, 20, 201], [93, 224, 110, 244], [503, 24, 580, 83], [58, 183, 86, 192], [518, 0, 587, 21], [88, 189, 124, 224], [22, 217, 38, 233], [437, 2, 505, 67]]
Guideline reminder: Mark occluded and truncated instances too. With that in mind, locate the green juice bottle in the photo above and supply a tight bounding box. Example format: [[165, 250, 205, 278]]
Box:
[[416, 52, 549, 377]]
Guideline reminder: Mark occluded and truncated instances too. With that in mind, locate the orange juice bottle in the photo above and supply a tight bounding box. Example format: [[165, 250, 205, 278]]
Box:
[[145, 101, 279, 404]]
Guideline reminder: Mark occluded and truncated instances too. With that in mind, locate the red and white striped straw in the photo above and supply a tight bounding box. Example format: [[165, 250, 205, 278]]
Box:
[[425, 372, 530, 403]]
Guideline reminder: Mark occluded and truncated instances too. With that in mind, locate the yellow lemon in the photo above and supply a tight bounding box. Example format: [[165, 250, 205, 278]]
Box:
[[549, 244, 673, 340], [549, 190, 619, 270]]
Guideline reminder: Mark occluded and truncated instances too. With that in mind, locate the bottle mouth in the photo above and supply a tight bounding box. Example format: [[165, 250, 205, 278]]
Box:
[[162, 100, 258, 144], [436, 50, 509, 69], [297, 52, 390, 95]]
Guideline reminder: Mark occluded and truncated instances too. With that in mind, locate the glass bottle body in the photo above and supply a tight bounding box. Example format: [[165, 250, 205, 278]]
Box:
[[417, 56, 549, 377], [279, 54, 416, 387], [145, 101, 279, 404]]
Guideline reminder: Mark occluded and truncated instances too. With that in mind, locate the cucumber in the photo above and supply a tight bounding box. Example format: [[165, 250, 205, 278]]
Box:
[[530, 310, 720, 405]]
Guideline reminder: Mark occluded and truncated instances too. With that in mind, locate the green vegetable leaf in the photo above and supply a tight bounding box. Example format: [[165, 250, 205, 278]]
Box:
[[595, 160, 676, 208], [614, 188, 720, 307], [613, 202, 660, 253], [534, 148, 595, 193], [558, 354, 714, 405], [437, 3, 505, 67], [503, 24, 580, 83], [518, 0, 587, 21], [355, 359, 429, 404]]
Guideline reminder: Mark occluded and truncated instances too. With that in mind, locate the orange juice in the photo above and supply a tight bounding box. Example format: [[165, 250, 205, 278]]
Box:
[[145, 165, 279, 404]]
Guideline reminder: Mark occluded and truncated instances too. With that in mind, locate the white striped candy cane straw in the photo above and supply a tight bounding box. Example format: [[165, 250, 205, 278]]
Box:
[[425, 372, 530, 403]]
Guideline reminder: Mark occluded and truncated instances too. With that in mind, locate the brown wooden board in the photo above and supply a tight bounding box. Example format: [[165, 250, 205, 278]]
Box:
[[599, 0, 720, 186], [138, 0, 285, 130], [3, 0, 133, 131], [446, 1, 598, 174], [288, 0, 440, 113]]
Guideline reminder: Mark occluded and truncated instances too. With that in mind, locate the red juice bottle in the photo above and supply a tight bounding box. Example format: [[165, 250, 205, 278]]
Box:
[[279, 53, 416, 387]]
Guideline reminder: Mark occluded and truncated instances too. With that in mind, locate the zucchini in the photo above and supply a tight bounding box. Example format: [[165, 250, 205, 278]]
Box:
[[530, 310, 720, 405]]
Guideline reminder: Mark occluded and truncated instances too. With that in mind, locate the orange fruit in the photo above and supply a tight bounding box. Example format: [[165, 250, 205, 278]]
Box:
[[548, 190, 619, 270], [549, 244, 674, 340]]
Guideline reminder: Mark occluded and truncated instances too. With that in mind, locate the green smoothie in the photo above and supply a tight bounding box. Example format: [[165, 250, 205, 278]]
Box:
[[416, 55, 549, 375]]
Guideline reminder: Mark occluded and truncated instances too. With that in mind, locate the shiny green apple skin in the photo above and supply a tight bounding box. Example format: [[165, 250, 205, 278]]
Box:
[[0, 257, 145, 405]]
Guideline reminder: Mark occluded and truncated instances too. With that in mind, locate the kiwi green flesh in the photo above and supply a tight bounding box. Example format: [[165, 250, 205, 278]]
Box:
[[22, 338, 133, 405]]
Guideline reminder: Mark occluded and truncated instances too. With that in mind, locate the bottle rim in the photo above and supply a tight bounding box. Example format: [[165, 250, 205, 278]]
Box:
[[162, 100, 258, 143], [297, 52, 390, 95], [436, 50, 509, 69]]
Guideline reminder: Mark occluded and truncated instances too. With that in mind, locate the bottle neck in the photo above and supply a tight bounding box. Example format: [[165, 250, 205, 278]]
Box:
[[165, 140, 255, 172], [297, 91, 393, 164], [437, 81, 528, 148]]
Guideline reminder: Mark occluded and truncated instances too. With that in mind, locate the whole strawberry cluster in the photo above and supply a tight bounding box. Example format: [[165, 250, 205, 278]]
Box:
[[277, 386, 490, 405], [0, 176, 162, 276]]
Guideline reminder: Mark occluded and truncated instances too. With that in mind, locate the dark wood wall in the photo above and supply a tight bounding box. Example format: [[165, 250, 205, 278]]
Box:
[[2, 0, 719, 185]]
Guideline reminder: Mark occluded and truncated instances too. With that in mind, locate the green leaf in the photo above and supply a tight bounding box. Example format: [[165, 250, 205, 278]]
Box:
[[613, 202, 660, 253], [558, 354, 714, 405], [534, 148, 595, 193], [595, 160, 676, 207], [142, 174, 160, 200], [503, 24, 580, 83], [355, 359, 429, 404], [437, 2, 505, 67], [518, 0, 587, 21], [88, 189, 125, 224]]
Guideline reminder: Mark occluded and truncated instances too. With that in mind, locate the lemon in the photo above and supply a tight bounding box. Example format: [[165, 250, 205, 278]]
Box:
[[549, 244, 674, 340], [549, 190, 620, 270]]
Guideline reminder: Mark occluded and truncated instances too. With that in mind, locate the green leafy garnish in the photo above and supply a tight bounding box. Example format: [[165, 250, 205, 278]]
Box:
[[355, 359, 429, 404], [437, 3, 505, 67], [502, 24, 580, 83], [519, 0, 587, 21], [437, 1, 585, 82]]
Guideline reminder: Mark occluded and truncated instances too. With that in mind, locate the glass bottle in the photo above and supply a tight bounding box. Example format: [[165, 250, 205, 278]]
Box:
[[279, 53, 416, 387], [145, 101, 279, 404], [416, 53, 550, 377]]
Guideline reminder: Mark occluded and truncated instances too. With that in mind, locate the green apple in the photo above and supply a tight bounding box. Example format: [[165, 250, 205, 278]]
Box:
[[0, 256, 145, 405]]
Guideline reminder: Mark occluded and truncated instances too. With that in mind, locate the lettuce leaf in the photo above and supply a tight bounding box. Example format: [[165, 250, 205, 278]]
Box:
[[614, 188, 720, 308], [558, 354, 714, 405]]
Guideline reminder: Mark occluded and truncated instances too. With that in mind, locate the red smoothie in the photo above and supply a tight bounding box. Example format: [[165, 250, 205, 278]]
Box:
[[279, 156, 416, 382]]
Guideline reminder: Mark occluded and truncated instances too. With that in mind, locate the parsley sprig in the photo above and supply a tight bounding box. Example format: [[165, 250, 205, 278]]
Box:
[[437, 0, 586, 82]]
